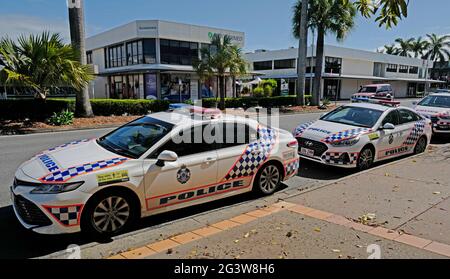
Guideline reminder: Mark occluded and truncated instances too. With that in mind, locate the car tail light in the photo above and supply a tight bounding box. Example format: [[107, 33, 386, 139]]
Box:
[[287, 140, 298, 148]]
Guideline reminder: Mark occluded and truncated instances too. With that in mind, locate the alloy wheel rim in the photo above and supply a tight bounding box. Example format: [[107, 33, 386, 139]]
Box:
[[92, 196, 130, 233], [259, 165, 280, 194], [416, 138, 427, 153], [359, 149, 373, 169]]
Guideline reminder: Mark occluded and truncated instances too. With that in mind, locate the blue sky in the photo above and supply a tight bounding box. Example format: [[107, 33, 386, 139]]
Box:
[[1, 0, 449, 52]]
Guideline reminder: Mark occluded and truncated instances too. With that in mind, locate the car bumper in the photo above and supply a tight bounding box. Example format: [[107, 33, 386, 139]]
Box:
[[10, 186, 90, 235], [432, 123, 450, 134], [299, 151, 358, 169]]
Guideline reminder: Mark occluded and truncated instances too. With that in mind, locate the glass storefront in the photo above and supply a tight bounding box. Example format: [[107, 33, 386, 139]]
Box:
[[160, 73, 191, 102], [109, 74, 144, 99]]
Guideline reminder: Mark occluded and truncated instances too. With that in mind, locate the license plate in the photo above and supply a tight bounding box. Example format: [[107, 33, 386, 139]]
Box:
[[300, 147, 315, 157]]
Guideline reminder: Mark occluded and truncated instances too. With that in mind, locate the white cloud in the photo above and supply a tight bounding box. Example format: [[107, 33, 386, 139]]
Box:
[[0, 14, 70, 42]]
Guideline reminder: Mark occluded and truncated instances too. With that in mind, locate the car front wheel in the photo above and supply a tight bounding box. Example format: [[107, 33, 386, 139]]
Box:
[[414, 136, 428, 154], [357, 147, 374, 171], [81, 190, 137, 238], [253, 164, 282, 196]]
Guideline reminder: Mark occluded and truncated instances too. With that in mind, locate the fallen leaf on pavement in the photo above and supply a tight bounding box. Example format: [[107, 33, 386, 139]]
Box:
[[244, 233, 250, 238], [314, 228, 321, 233], [332, 249, 341, 253], [433, 192, 441, 195]]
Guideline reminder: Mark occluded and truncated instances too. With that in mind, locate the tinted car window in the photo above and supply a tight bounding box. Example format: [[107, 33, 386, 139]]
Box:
[[97, 117, 173, 159], [398, 109, 420, 124], [418, 95, 450, 108], [321, 106, 384, 128], [382, 110, 400, 126], [150, 124, 217, 158]]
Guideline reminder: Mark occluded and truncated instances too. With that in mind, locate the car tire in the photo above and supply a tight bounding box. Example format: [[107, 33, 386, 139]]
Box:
[[357, 146, 374, 171], [414, 136, 428, 154], [253, 163, 282, 196], [81, 189, 138, 238]]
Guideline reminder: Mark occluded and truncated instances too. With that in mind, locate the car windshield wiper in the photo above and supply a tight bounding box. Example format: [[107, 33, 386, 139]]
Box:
[[97, 139, 138, 159]]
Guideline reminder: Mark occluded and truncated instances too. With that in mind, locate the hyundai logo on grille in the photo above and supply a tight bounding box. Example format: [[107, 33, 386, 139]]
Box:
[[305, 141, 314, 147]]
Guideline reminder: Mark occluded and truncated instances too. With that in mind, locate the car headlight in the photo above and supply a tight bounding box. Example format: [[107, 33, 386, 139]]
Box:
[[30, 182, 84, 194], [331, 137, 360, 147]]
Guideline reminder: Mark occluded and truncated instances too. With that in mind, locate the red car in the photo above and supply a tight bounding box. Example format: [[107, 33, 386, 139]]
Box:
[[352, 84, 394, 102]]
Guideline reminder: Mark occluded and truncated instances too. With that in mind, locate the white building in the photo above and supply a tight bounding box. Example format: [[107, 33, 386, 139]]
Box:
[[86, 20, 245, 101], [245, 45, 443, 100]]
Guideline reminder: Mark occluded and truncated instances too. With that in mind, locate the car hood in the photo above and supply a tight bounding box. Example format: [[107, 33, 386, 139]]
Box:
[[295, 120, 373, 143], [415, 105, 450, 117], [19, 139, 128, 182]]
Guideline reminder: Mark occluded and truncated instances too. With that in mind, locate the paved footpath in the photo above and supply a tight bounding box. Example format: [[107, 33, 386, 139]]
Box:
[[107, 144, 450, 259]]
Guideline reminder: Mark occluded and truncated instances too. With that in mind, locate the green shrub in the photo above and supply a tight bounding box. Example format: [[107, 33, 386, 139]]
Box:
[[263, 85, 273, 97], [48, 110, 74, 126], [322, 98, 331, 106], [253, 87, 264, 98], [0, 99, 169, 120]]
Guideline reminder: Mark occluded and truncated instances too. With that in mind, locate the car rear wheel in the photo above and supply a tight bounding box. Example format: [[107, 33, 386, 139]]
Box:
[[81, 190, 137, 238], [414, 136, 428, 154], [357, 147, 374, 171], [253, 164, 282, 196]]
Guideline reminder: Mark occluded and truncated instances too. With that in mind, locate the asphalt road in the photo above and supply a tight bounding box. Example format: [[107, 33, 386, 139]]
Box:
[[0, 99, 425, 258]]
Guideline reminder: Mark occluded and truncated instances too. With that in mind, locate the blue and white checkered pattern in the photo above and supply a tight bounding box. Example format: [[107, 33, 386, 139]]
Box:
[[224, 127, 277, 180], [323, 128, 372, 144], [47, 139, 91, 152], [322, 152, 359, 165], [40, 158, 128, 183], [285, 159, 300, 177], [294, 122, 314, 138], [403, 120, 426, 145], [45, 205, 82, 226]]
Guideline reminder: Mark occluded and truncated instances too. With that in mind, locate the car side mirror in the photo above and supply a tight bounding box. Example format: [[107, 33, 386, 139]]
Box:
[[382, 123, 395, 130], [156, 150, 178, 167]]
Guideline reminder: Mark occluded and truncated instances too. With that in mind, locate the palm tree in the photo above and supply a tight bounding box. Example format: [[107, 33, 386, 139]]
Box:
[[383, 44, 399, 55], [0, 32, 93, 100], [395, 38, 413, 57], [410, 37, 430, 58], [293, 0, 309, 106], [68, 0, 93, 117], [424, 33, 450, 62], [194, 34, 247, 110], [294, 0, 356, 106]]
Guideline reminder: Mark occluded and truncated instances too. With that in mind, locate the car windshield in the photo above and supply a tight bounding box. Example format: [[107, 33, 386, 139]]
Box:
[[97, 117, 173, 159], [321, 106, 384, 128], [418, 95, 450, 108], [360, 86, 377, 93]]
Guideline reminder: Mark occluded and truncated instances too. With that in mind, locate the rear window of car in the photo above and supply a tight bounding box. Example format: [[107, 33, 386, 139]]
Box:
[[418, 95, 450, 108], [360, 86, 377, 93]]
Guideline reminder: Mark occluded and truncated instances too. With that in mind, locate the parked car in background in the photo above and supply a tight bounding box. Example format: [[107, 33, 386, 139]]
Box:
[[294, 100, 431, 171], [433, 89, 450, 94], [351, 84, 394, 103], [414, 93, 450, 135]]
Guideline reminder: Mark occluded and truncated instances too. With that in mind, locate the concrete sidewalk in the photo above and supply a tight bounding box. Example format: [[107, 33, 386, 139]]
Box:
[[108, 144, 450, 259]]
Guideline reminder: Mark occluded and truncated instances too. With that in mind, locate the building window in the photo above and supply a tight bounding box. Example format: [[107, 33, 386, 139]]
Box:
[[127, 40, 143, 65], [306, 57, 316, 74], [160, 39, 199, 66], [105, 44, 125, 68], [325, 57, 342, 74], [86, 51, 93, 64], [387, 64, 398, 73], [274, 59, 296, 70], [143, 39, 157, 64], [109, 74, 143, 99], [253, 61, 272, 71], [399, 65, 409, 73], [409, 66, 419, 74]]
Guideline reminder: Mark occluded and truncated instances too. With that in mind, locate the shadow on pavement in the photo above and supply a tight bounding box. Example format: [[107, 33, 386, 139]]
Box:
[[0, 186, 289, 259]]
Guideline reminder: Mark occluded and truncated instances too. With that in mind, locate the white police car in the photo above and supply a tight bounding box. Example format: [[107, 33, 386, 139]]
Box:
[[11, 109, 299, 236], [294, 101, 432, 170], [414, 93, 450, 135]]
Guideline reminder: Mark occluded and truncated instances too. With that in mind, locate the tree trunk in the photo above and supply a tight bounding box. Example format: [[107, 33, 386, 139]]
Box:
[[296, 0, 308, 106], [312, 26, 325, 107], [68, 0, 94, 118], [219, 75, 225, 110]]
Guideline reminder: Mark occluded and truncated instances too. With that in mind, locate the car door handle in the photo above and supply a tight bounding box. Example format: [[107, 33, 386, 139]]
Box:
[[204, 157, 217, 165]]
